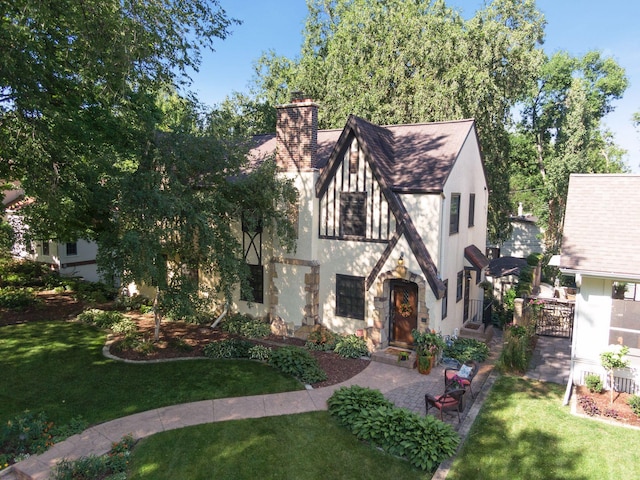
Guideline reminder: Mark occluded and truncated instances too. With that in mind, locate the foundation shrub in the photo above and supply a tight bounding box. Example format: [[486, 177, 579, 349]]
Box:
[[268, 346, 327, 384], [305, 327, 339, 351], [443, 337, 489, 363], [627, 395, 640, 417], [220, 313, 271, 338], [585, 374, 604, 394], [0, 287, 40, 310], [334, 334, 369, 358]]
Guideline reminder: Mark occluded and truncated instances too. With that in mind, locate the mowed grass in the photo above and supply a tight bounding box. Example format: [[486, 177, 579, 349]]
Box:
[[448, 375, 640, 480], [127, 411, 430, 480], [0, 321, 303, 427]]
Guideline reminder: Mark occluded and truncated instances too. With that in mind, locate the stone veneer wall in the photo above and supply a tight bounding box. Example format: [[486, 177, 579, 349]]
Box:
[[370, 268, 429, 349]]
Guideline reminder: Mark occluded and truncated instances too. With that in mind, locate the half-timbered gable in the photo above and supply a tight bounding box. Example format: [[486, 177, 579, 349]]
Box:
[[237, 99, 489, 350]]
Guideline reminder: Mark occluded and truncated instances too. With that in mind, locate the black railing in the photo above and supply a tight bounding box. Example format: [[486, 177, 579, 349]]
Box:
[[464, 299, 492, 327], [525, 298, 575, 339]]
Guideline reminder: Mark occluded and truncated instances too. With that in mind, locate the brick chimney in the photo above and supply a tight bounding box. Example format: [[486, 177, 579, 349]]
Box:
[[275, 92, 318, 172]]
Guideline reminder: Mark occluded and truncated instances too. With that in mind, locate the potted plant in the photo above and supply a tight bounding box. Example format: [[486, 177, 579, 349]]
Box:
[[412, 328, 445, 374], [417, 351, 432, 374]]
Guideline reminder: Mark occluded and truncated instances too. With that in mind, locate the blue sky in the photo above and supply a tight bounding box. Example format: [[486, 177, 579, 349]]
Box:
[[189, 0, 640, 172]]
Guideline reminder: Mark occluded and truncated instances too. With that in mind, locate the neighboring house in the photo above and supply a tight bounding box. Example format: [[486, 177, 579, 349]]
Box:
[[498, 209, 544, 258], [560, 174, 640, 393], [234, 97, 489, 350], [2, 186, 102, 282]]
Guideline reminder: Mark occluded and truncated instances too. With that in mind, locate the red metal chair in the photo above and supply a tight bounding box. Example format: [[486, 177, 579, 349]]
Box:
[[445, 360, 478, 397], [425, 388, 466, 422]]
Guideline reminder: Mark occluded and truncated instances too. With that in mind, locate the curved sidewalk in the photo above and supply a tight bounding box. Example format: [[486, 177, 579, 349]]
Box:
[[8, 361, 425, 480]]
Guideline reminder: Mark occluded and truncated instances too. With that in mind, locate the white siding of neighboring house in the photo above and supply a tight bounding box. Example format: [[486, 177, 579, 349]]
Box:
[[499, 217, 544, 258], [571, 275, 640, 389]]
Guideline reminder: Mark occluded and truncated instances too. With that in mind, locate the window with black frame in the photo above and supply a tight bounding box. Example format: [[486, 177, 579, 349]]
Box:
[[241, 264, 264, 304], [336, 274, 365, 320], [450, 193, 460, 235], [340, 192, 366, 237]]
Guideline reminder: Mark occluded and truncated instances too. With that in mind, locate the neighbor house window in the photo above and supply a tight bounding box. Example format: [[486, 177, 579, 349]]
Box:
[[456, 271, 463, 302], [42, 241, 49, 256], [468, 193, 476, 227], [449, 194, 460, 235], [66, 242, 77, 256], [340, 192, 366, 237], [241, 264, 264, 304], [442, 280, 449, 319], [609, 283, 639, 354], [336, 274, 365, 320]]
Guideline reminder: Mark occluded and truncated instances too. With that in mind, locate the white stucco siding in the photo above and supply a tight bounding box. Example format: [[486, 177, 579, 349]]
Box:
[[399, 193, 442, 268]]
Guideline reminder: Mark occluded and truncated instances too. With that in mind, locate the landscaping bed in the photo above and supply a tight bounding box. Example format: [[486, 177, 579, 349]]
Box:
[[575, 385, 640, 428], [107, 315, 370, 388]]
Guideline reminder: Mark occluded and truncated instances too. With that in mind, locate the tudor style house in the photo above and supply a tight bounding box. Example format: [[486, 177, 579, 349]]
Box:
[[560, 174, 640, 393], [235, 97, 489, 350]]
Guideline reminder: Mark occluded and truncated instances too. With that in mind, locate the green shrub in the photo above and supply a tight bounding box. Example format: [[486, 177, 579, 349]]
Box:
[[526, 252, 543, 266], [497, 323, 535, 373], [0, 259, 57, 287], [305, 327, 339, 351], [248, 344, 272, 361], [268, 346, 327, 384], [202, 339, 253, 359], [443, 337, 489, 363], [327, 385, 393, 428], [333, 334, 369, 358], [77, 308, 126, 329], [114, 336, 156, 355], [585, 374, 604, 394], [627, 395, 640, 417], [116, 293, 153, 312], [0, 411, 87, 466], [220, 313, 271, 338], [51, 434, 134, 480], [327, 386, 459, 472], [0, 286, 40, 310]]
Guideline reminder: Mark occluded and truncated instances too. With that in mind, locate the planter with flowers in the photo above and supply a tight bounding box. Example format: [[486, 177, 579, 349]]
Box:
[[412, 329, 446, 374]]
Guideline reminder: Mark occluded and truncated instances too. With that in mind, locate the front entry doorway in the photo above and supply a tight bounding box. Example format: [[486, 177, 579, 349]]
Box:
[[390, 280, 418, 346]]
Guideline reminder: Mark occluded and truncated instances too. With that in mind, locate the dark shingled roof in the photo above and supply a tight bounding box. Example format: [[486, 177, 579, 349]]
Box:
[[488, 256, 528, 278], [560, 174, 640, 279]]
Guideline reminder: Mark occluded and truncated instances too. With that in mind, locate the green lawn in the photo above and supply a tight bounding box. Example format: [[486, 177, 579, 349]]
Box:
[[127, 411, 430, 480], [448, 375, 640, 480], [0, 321, 303, 426]]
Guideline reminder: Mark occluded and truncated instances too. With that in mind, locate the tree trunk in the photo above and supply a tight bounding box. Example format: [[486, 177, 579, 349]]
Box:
[[153, 290, 161, 342]]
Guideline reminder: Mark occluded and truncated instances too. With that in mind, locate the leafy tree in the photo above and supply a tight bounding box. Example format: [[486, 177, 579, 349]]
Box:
[[1, 1, 298, 339], [512, 51, 628, 252], [249, 0, 546, 242]]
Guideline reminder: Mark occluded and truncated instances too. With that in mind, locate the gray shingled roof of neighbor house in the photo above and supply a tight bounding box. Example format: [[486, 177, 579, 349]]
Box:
[[560, 174, 640, 279]]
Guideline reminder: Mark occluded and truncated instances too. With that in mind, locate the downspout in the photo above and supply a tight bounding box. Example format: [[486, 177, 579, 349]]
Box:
[[210, 303, 229, 329]]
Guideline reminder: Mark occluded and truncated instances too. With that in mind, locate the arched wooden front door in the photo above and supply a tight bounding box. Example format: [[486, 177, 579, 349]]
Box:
[[390, 280, 418, 346]]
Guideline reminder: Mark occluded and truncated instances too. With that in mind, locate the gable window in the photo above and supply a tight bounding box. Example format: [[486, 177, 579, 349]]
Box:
[[241, 264, 264, 304], [442, 280, 449, 319], [66, 242, 77, 256], [449, 194, 461, 235], [468, 193, 475, 227], [336, 274, 365, 320], [340, 192, 366, 237], [456, 270, 463, 302]]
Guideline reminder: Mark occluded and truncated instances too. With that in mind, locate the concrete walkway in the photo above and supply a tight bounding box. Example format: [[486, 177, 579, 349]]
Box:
[[5, 334, 504, 480], [525, 335, 572, 385]]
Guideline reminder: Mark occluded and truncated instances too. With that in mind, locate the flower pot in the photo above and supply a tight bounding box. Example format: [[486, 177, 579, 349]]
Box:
[[417, 355, 432, 374]]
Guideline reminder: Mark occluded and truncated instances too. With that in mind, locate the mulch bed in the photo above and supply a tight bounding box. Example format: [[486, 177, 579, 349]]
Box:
[[107, 315, 370, 388], [575, 385, 640, 429]]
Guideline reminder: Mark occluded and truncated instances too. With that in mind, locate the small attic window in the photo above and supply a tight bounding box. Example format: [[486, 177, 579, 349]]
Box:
[[340, 192, 366, 237]]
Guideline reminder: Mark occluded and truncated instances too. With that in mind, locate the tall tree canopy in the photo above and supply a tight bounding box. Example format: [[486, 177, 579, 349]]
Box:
[[1, 1, 298, 333], [250, 0, 547, 242], [511, 50, 628, 253]]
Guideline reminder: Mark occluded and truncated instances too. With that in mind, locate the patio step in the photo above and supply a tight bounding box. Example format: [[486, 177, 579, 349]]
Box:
[[371, 347, 416, 369]]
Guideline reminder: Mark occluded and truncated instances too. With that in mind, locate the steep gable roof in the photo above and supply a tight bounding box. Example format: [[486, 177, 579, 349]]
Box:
[[560, 174, 640, 280]]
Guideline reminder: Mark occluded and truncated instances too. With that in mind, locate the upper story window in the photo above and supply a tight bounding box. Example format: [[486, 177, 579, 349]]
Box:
[[456, 270, 463, 302], [336, 274, 365, 320], [340, 192, 366, 237], [449, 194, 461, 235], [41, 241, 49, 256], [468, 193, 476, 227], [66, 242, 77, 256]]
